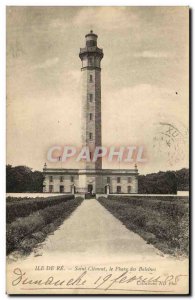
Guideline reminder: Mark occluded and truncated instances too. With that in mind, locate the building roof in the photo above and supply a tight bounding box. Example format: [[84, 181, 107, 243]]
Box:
[[43, 168, 138, 175]]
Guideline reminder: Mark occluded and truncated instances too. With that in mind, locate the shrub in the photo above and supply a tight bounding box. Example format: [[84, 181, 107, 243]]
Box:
[[98, 196, 189, 256], [6, 197, 83, 254], [6, 195, 74, 223]]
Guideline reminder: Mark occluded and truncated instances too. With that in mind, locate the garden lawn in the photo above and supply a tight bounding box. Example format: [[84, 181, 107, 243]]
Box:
[[98, 196, 189, 257]]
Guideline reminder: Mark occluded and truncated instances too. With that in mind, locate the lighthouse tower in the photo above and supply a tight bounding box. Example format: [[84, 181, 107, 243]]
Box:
[[79, 30, 104, 170], [43, 31, 138, 195]]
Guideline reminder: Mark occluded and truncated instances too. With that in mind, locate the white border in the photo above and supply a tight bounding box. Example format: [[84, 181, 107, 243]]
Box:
[[1, 1, 192, 5], [1, 1, 193, 299]]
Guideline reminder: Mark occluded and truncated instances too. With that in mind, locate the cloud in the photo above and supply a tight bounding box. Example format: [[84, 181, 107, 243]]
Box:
[[31, 57, 59, 70], [102, 83, 189, 173], [134, 50, 170, 58], [103, 83, 188, 142], [49, 19, 69, 31], [73, 7, 139, 30], [67, 70, 80, 82]]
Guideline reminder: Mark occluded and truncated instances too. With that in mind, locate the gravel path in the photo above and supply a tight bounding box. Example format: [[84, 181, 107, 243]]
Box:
[[7, 199, 189, 294], [32, 199, 161, 262]]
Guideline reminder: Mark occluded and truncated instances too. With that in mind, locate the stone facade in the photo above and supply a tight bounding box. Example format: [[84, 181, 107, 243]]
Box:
[[43, 168, 138, 194], [43, 31, 139, 195]]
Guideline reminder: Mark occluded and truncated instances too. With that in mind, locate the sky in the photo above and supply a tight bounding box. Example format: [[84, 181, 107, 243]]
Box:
[[6, 6, 189, 174]]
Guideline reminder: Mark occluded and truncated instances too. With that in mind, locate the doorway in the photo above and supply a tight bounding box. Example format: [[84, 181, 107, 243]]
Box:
[[60, 185, 64, 193], [117, 186, 121, 193], [49, 185, 53, 193], [104, 186, 107, 194], [88, 184, 93, 193]]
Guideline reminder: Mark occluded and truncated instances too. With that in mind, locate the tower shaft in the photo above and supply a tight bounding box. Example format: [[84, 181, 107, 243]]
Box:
[[79, 31, 103, 169]]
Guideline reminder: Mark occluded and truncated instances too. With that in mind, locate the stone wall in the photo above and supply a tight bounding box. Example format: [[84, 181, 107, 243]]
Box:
[[43, 174, 79, 193], [44, 174, 138, 194], [101, 175, 138, 194]]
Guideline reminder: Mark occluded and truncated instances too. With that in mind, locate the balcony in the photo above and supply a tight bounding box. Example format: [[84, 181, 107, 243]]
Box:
[[79, 47, 103, 60], [80, 46, 103, 53]]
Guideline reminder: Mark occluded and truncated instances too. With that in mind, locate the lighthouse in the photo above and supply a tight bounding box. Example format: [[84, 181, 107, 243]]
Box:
[[43, 31, 138, 195], [79, 30, 103, 170]]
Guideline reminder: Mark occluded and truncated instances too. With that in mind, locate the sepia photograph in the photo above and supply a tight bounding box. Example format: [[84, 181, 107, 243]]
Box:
[[6, 6, 189, 295]]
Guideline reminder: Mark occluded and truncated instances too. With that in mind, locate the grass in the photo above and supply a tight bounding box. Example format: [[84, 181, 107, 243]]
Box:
[[98, 196, 189, 257], [7, 197, 83, 255], [6, 195, 74, 223]]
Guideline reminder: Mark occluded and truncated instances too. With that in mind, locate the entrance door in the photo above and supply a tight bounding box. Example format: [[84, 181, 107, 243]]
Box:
[[60, 185, 64, 193], [88, 184, 93, 193], [117, 186, 121, 194], [105, 186, 107, 194]]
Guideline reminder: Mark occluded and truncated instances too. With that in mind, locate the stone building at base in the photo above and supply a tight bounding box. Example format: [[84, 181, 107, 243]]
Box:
[[43, 167, 138, 194], [43, 31, 138, 195]]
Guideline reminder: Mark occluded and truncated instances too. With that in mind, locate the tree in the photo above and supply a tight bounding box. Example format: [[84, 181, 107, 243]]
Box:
[[6, 165, 44, 192], [138, 171, 177, 194]]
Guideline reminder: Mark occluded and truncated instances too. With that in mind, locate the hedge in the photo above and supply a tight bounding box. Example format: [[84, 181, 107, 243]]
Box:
[[6, 195, 74, 223], [7, 197, 83, 254]]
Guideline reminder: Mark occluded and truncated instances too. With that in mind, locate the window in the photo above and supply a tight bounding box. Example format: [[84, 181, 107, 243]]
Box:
[[49, 185, 53, 193], [89, 132, 93, 140], [90, 74, 93, 82], [96, 57, 99, 66], [89, 113, 93, 121], [117, 177, 121, 183], [117, 186, 121, 193], [89, 57, 93, 65], [90, 152, 93, 160], [107, 177, 110, 184], [128, 177, 132, 183], [60, 185, 64, 193], [60, 176, 64, 182], [128, 186, 131, 193], [49, 176, 53, 182], [71, 176, 74, 182], [86, 40, 96, 47], [89, 94, 93, 102]]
